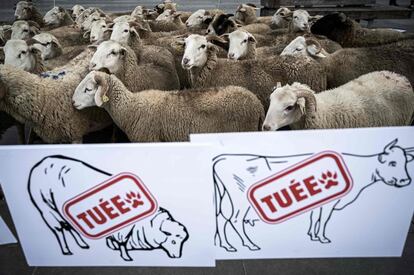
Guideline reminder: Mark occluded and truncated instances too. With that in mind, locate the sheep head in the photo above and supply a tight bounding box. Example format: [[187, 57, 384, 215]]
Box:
[[291, 10, 310, 32], [73, 71, 110, 109], [185, 9, 212, 28], [3, 39, 39, 72], [205, 14, 236, 36], [89, 40, 127, 74], [43, 6, 67, 26], [30, 33, 63, 60], [110, 21, 147, 44], [14, 1, 34, 20], [310, 13, 350, 42], [272, 7, 292, 28], [226, 29, 256, 60], [88, 19, 113, 43], [262, 82, 316, 131], [70, 5, 85, 19], [181, 34, 217, 70], [280, 36, 328, 58], [11, 20, 39, 40], [235, 4, 259, 24]]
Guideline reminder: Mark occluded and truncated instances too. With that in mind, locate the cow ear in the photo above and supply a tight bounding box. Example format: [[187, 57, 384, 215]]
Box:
[[407, 153, 414, 163]]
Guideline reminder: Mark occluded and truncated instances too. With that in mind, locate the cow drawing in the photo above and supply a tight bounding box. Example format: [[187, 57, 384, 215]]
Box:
[[308, 139, 414, 243], [212, 139, 414, 252], [106, 207, 189, 261], [212, 153, 312, 252], [28, 155, 189, 259]]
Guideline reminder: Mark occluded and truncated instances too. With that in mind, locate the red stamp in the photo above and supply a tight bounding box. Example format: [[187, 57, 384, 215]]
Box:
[[248, 151, 353, 224], [63, 173, 157, 239]]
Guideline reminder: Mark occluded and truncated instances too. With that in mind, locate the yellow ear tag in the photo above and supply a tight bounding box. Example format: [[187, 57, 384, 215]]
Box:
[[102, 95, 109, 103]]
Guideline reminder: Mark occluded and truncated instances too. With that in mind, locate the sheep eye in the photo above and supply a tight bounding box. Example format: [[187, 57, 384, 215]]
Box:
[[84, 87, 91, 93], [294, 16, 298, 19], [23, 29, 29, 32], [124, 29, 129, 33], [200, 44, 206, 49], [243, 39, 247, 43], [389, 161, 397, 167], [110, 50, 117, 55], [285, 105, 294, 112]]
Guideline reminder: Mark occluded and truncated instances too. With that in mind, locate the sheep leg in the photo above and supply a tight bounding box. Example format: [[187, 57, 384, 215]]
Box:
[[68, 227, 89, 249], [41, 214, 72, 255], [119, 244, 133, 261], [307, 209, 321, 241]]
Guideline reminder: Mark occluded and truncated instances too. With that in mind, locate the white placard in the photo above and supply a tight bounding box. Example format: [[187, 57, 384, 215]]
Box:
[[0, 143, 216, 266], [191, 127, 414, 260], [0, 215, 17, 245]]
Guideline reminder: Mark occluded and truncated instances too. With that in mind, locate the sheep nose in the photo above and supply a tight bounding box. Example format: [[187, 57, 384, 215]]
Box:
[[262, 124, 271, 131], [228, 53, 235, 59], [182, 58, 190, 65]]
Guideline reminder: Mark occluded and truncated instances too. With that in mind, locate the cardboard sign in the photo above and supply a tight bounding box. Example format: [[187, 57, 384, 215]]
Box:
[[191, 127, 414, 260], [0, 144, 215, 266]]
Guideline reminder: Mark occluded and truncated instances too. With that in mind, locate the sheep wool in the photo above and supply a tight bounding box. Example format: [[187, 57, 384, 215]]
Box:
[[93, 72, 264, 142]]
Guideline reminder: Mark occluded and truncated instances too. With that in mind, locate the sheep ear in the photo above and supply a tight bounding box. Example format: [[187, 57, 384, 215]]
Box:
[[306, 40, 326, 58], [119, 47, 127, 56], [203, 15, 213, 25], [239, 8, 246, 12], [94, 73, 109, 107], [297, 97, 306, 115], [83, 30, 91, 39], [248, 34, 257, 43], [29, 45, 41, 55]]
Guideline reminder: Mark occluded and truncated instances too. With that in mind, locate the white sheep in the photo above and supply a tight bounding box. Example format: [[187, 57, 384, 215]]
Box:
[[184, 9, 212, 29], [0, 49, 112, 143], [85, 19, 112, 43], [179, 34, 326, 108], [14, 1, 44, 26], [2, 39, 43, 73], [262, 71, 414, 131], [43, 6, 74, 28], [70, 5, 85, 20], [30, 33, 63, 60], [10, 20, 39, 40], [72, 71, 264, 142], [89, 40, 180, 91], [271, 7, 292, 29]]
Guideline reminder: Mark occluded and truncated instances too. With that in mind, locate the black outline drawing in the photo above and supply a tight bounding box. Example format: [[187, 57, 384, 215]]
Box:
[[213, 153, 313, 252], [308, 139, 414, 244], [28, 155, 189, 260], [212, 139, 414, 251], [106, 207, 189, 261]]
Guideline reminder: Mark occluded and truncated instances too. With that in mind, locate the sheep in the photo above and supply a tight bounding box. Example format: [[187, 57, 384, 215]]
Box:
[[222, 29, 341, 60], [0, 51, 112, 143], [311, 13, 414, 47], [0, 25, 12, 46], [72, 71, 264, 142], [89, 40, 180, 91], [69, 5, 85, 20], [43, 6, 74, 28], [29, 33, 63, 60], [2, 39, 44, 74], [149, 12, 186, 32], [234, 3, 271, 25], [14, 1, 44, 27], [85, 19, 112, 43], [79, 11, 108, 32], [205, 13, 236, 36], [184, 9, 213, 29], [179, 34, 326, 109], [262, 71, 414, 131], [271, 7, 292, 29], [280, 36, 414, 88], [10, 20, 39, 40], [48, 25, 88, 47]]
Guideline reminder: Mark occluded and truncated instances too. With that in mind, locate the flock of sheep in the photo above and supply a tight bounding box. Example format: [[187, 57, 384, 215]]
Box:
[[0, 0, 413, 144]]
